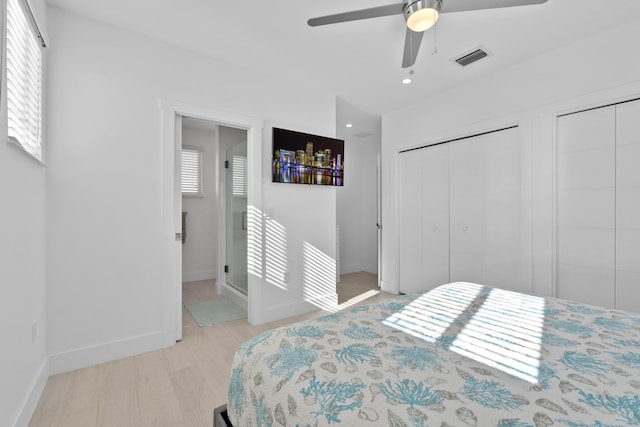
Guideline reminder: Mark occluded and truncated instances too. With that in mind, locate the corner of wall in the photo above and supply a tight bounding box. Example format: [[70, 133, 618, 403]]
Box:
[[13, 358, 49, 427]]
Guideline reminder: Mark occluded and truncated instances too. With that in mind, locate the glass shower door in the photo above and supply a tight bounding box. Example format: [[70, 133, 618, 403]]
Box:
[[226, 141, 248, 294]]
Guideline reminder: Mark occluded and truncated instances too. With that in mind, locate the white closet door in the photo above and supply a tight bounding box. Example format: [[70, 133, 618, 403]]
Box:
[[450, 136, 485, 284], [616, 99, 640, 313], [421, 144, 449, 290], [557, 107, 615, 307], [482, 128, 529, 291], [449, 127, 526, 290], [398, 151, 423, 293]]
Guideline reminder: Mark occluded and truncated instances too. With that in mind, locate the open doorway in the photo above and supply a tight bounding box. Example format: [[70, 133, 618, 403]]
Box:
[[180, 118, 249, 330], [181, 117, 248, 328], [162, 99, 263, 341], [335, 99, 382, 305]]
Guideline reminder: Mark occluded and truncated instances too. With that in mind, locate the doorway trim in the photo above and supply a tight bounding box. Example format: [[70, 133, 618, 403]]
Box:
[[161, 99, 263, 341]]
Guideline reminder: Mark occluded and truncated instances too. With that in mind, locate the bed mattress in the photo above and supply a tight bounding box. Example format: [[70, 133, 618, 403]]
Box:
[[228, 282, 640, 426]]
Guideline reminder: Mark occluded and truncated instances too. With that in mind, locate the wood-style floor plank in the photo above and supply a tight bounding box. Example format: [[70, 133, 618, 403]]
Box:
[[28, 272, 388, 427]]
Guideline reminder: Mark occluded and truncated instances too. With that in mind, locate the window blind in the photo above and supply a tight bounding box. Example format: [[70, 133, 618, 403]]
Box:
[[6, 0, 45, 161], [232, 155, 247, 197], [181, 147, 203, 196]]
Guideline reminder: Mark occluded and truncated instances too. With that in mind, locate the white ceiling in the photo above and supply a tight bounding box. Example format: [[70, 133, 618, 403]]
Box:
[[47, 0, 640, 119]]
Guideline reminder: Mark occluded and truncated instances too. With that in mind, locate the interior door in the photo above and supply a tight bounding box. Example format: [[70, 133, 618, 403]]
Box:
[[174, 114, 183, 341], [226, 141, 248, 294], [376, 154, 382, 286]]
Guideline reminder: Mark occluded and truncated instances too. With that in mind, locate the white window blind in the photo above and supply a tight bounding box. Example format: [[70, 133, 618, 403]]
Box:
[[6, 0, 45, 161], [232, 155, 247, 197], [181, 146, 203, 196]]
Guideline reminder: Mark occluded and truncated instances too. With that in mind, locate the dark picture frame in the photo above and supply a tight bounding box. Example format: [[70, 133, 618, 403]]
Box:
[[272, 127, 344, 186]]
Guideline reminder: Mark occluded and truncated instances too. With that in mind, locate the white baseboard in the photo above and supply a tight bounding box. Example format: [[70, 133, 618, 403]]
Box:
[[361, 263, 378, 275], [380, 280, 397, 295], [339, 264, 362, 275], [340, 264, 378, 276], [220, 283, 248, 312], [252, 294, 338, 325], [182, 270, 216, 283], [48, 330, 171, 375], [14, 358, 49, 427]]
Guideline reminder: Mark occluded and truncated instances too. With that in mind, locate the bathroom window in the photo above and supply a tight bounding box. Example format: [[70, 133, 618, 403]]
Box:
[[181, 146, 203, 197], [232, 155, 247, 197]]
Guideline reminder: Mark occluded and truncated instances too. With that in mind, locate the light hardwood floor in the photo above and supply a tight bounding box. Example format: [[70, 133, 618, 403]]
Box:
[[28, 272, 391, 427]]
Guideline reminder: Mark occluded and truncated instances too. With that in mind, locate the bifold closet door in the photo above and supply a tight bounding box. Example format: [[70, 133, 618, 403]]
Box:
[[449, 127, 528, 290], [398, 145, 449, 294], [398, 151, 423, 292], [616, 99, 640, 313], [557, 106, 616, 308], [420, 145, 449, 290]]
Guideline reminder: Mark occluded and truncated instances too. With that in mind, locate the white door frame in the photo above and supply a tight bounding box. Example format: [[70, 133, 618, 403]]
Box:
[[161, 99, 263, 340]]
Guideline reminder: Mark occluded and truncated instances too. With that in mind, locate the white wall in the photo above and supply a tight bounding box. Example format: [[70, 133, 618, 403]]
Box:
[[381, 18, 640, 298], [0, 1, 49, 425], [46, 7, 336, 374], [181, 125, 218, 283], [337, 122, 381, 275]]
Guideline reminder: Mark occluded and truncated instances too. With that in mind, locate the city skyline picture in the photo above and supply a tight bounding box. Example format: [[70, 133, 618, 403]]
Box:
[[272, 127, 344, 186]]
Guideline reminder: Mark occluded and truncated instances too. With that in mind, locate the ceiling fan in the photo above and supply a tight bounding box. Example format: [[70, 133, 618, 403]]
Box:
[[308, 0, 548, 68]]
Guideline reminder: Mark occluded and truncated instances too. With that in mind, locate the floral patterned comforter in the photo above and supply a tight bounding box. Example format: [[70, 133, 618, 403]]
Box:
[[228, 282, 640, 426]]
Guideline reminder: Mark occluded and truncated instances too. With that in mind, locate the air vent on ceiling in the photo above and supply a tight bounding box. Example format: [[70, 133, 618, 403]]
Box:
[[454, 47, 489, 67], [354, 131, 373, 138]]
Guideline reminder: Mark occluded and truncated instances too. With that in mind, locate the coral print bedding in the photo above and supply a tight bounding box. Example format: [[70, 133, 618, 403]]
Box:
[[228, 282, 640, 426]]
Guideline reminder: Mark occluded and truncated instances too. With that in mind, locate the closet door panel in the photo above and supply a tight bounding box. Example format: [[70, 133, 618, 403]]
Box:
[[556, 228, 615, 269], [557, 264, 615, 307], [616, 99, 640, 313], [482, 128, 526, 289], [616, 229, 640, 272], [398, 152, 423, 293], [449, 127, 526, 289], [557, 188, 614, 230], [557, 149, 614, 190], [617, 187, 640, 230], [557, 106, 615, 308], [449, 139, 484, 285], [449, 227, 484, 284], [421, 145, 450, 289], [616, 271, 640, 313]]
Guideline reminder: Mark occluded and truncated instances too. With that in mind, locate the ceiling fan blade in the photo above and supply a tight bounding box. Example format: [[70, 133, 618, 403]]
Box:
[[440, 0, 548, 14], [402, 28, 424, 68], [308, 3, 403, 27]]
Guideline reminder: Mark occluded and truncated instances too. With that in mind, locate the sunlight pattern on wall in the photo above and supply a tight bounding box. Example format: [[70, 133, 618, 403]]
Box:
[[247, 205, 263, 279], [265, 216, 288, 290], [302, 241, 337, 311], [383, 282, 545, 384]]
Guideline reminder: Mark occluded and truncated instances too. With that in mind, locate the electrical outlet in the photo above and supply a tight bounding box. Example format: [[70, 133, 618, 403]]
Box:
[[32, 321, 37, 343]]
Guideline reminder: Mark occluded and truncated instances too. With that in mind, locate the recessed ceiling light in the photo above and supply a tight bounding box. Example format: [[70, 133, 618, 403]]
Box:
[[402, 69, 415, 85], [346, 123, 353, 128]]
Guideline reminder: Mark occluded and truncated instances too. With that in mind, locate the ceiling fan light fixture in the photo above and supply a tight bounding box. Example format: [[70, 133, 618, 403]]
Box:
[[404, 0, 441, 32]]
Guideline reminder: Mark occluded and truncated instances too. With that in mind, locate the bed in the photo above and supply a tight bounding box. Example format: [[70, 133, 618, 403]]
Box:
[[225, 282, 640, 426]]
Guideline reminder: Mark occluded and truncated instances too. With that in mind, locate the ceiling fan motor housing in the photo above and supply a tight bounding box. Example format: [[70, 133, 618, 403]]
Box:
[[403, 0, 442, 29]]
